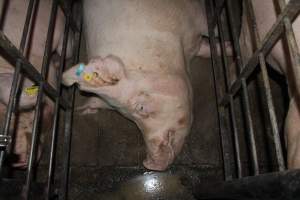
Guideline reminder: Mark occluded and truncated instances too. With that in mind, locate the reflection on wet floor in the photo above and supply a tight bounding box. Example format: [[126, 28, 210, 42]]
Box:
[[97, 171, 196, 200], [68, 166, 222, 200]]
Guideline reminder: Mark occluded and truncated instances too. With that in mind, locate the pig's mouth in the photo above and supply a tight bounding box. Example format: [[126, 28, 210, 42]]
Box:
[[143, 147, 175, 171]]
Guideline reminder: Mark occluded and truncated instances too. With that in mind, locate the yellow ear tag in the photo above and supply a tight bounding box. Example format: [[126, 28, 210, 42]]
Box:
[[83, 73, 93, 82], [25, 86, 39, 96]]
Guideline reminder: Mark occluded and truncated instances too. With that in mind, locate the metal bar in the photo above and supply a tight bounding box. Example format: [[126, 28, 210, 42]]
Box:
[[61, 2, 82, 198], [221, 0, 300, 105], [210, 0, 225, 30], [226, 0, 259, 175], [45, 14, 71, 200], [58, 0, 79, 32], [206, 0, 234, 181], [229, 96, 242, 178], [193, 169, 300, 200], [245, 0, 285, 171], [216, 7, 242, 178], [0, 31, 69, 109], [0, 0, 37, 174], [24, 1, 59, 199], [60, 88, 75, 200], [277, 0, 300, 94]]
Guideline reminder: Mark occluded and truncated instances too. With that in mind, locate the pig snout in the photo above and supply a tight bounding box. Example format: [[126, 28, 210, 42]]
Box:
[[143, 132, 176, 171]]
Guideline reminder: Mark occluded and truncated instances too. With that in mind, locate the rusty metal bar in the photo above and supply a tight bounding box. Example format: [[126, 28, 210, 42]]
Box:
[[216, 6, 242, 178], [225, 0, 259, 175], [206, 0, 234, 181], [0, 0, 37, 174], [245, 0, 285, 171], [221, 0, 300, 105], [210, 0, 225, 30], [24, 1, 59, 199], [61, 2, 82, 199], [45, 14, 71, 200], [277, 0, 300, 94], [58, 0, 79, 32]]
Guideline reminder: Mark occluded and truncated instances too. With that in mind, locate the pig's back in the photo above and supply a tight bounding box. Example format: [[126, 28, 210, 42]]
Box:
[[83, 0, 205, 73]]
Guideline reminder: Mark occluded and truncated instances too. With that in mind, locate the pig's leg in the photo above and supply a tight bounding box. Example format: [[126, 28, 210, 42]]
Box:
[[285, 98, 300, 169], [76, 97, 113, 115], [12, 113, 31, 168], [196, 37, 233, 58]]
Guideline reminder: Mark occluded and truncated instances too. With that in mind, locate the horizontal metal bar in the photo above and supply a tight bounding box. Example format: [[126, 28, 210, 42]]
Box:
[[193, 169, 300, 200], [0, 31, 70, 110], [221, 0, 300, 105]]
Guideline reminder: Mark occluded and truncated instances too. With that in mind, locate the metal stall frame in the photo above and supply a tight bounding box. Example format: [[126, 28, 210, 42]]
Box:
[[0, 0, 82, 199], [194, 0, 300, 199]]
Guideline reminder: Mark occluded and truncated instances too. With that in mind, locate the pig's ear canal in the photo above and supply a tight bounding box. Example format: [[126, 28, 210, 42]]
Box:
[[89, 55, 126, 87]]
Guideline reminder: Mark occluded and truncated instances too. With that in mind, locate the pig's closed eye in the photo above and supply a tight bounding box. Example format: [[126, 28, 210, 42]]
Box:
[[135, 103, 149, 118]]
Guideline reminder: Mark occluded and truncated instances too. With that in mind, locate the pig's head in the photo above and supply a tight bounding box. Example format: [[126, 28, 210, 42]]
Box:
[[63, 55, 193, 171]]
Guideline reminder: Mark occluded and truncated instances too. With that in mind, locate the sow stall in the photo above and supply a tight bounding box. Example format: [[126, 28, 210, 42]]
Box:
[[0, 0, 299, 199]]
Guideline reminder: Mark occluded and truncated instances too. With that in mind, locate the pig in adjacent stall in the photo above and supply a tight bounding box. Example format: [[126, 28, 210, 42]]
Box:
[[0, 0, 70, 168], [63, 0, 211, 171], [238, 0, 300, 168]]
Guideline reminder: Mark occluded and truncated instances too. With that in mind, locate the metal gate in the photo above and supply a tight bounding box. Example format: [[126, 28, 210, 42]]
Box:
[[0, 0, 82, 199], [0, 0, 300, 199], [193, 0, 300, 199]]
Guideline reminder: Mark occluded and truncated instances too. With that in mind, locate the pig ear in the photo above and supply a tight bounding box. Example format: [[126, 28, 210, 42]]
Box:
[[91, 55, 127, 86]]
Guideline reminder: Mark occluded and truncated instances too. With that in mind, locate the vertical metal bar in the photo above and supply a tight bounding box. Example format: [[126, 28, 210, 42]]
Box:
[[0, 0, 37, 174], [277, 0, 300, 93], [24, 1, 59, 199], [206, 0, 234, 181], [216, 8, 243, 178], [245, 0, 285, 171], [225, 0, 259, 176], [61, 88, 75, 200], [45, 14, 71, 200], [61, 2, 82, 199], [229, 96, 242, 178]]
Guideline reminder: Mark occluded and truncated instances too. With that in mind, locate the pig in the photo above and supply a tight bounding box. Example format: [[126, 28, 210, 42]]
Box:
[[0, 0, 70, 168], [238, 0, 300, 168], [63, 0, 211, 171]]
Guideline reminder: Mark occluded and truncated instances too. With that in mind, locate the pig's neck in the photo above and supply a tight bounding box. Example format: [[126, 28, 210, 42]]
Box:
[[86, 30, 188, 75]]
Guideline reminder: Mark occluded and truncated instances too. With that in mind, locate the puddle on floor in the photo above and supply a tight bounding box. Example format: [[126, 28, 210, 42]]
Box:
[[97, 171, 196, 200]]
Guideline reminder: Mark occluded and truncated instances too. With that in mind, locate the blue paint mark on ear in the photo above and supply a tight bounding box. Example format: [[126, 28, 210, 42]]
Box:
[[76, 63, 85, 77]]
